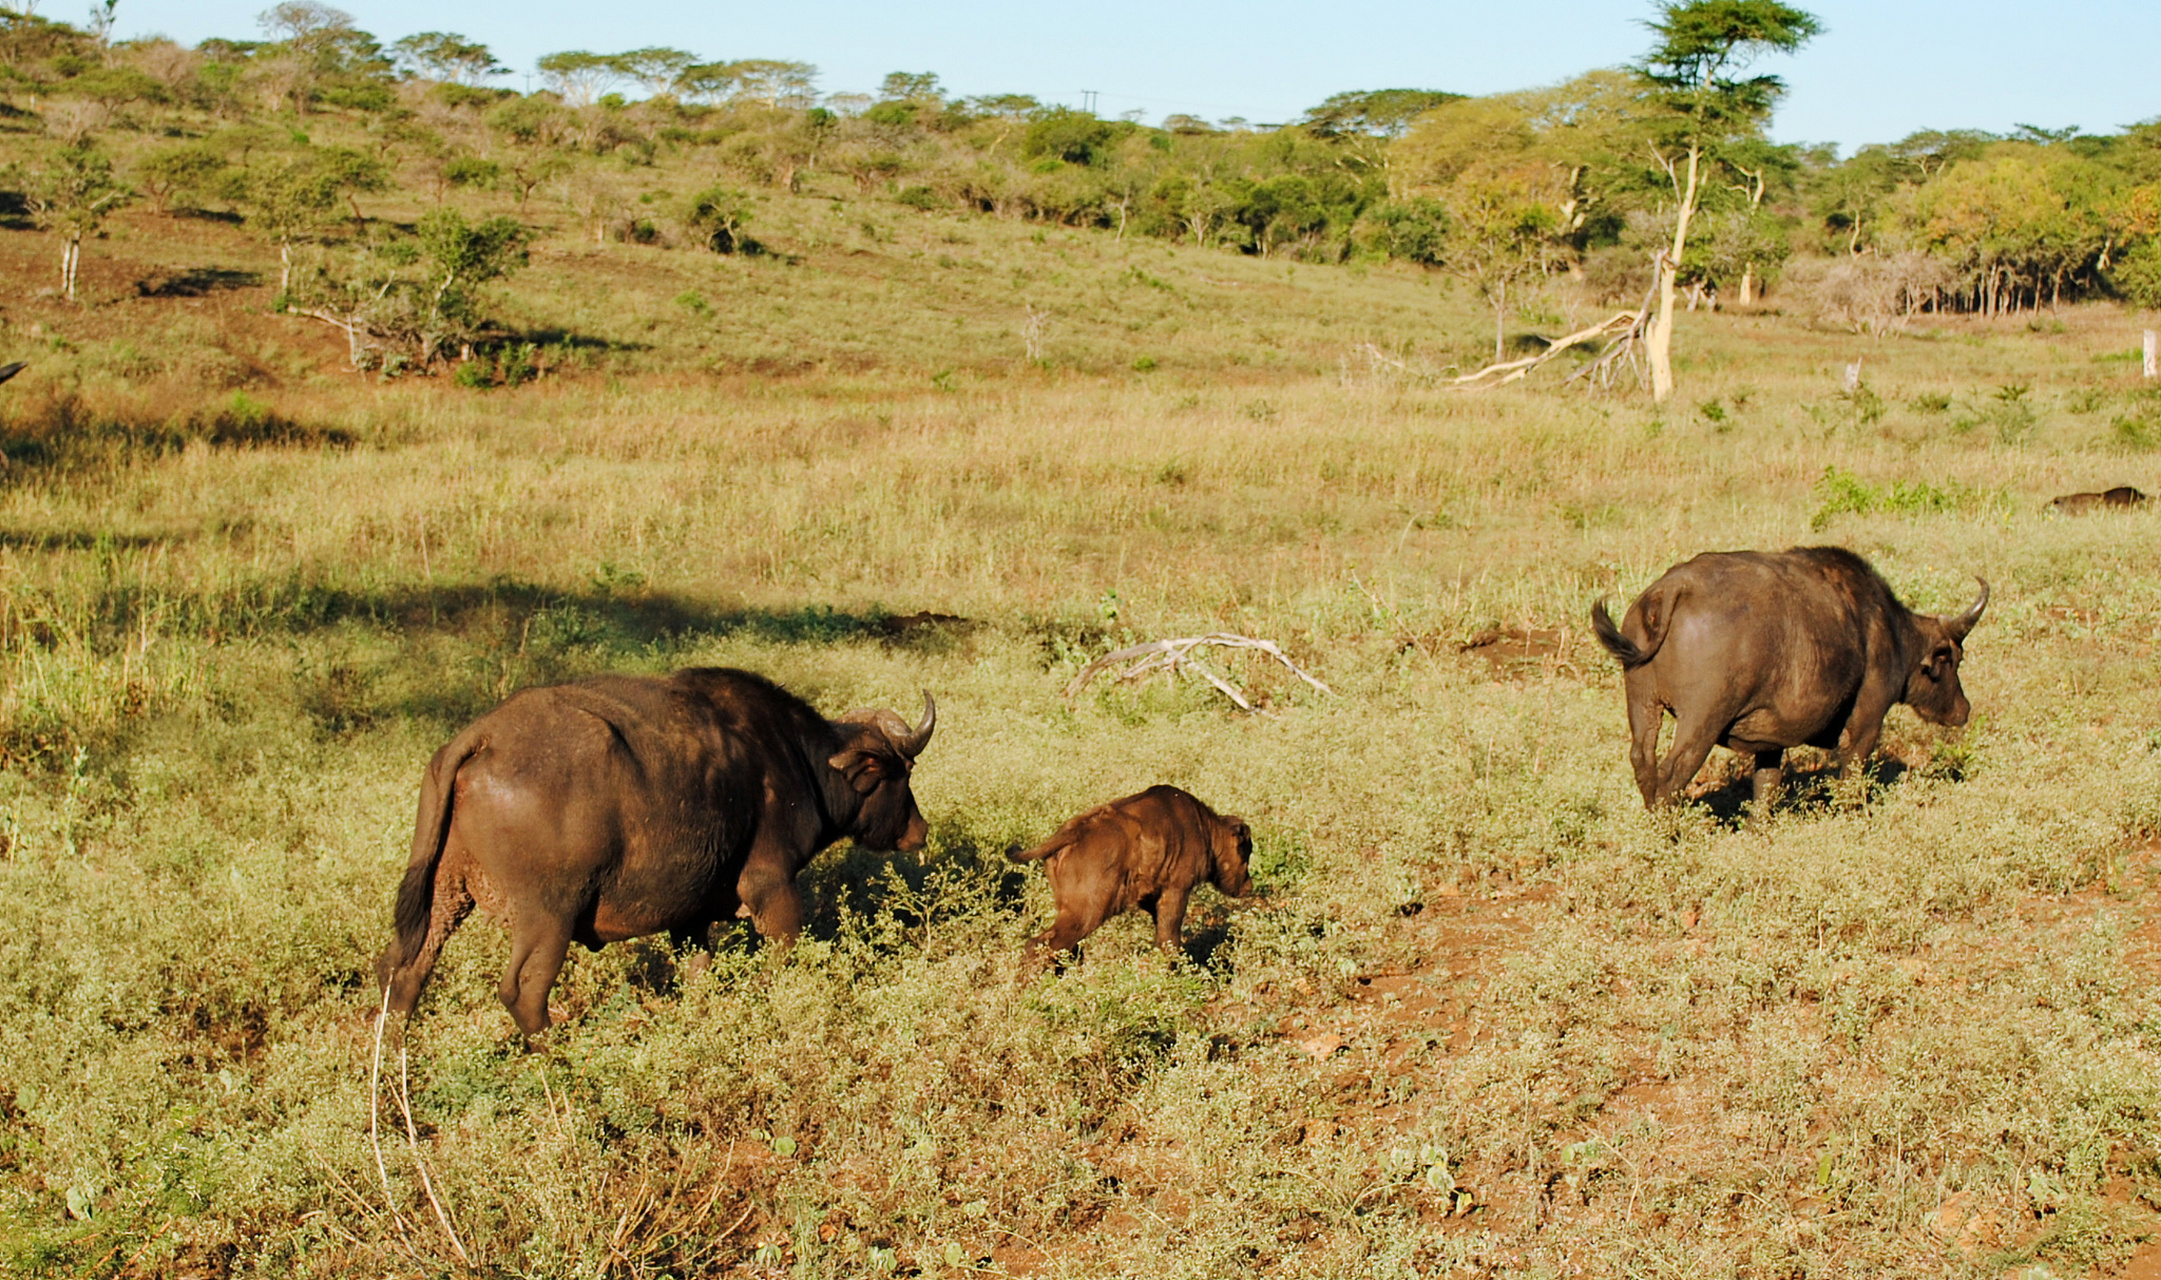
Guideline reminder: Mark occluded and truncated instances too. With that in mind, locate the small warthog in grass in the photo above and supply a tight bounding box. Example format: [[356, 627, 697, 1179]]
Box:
[[1008, 785, 1253, 963], [2050, 486, 2147, 513]]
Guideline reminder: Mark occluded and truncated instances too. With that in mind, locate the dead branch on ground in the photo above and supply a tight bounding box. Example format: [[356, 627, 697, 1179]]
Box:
[[1066, 633, 1335, 714]]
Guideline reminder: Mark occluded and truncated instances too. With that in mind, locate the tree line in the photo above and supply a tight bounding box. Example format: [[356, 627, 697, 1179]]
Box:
[[3, 0, 2158, 390]]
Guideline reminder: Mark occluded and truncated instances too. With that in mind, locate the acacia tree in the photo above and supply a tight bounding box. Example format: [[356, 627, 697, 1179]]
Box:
[[1635, 0, 1820, 400], [1440, 166, 1568, 361], [388, 32, 502, 85], [26, 144, 132, 301], [225, 152, 345, 291], [535, 50, 619, 108], [290, 207, 528, 367]]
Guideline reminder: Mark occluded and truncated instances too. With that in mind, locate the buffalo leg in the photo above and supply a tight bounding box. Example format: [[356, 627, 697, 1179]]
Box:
[[1653, 717, 1722, 807], [1626, 700, 1665, 808], [1750, 749, 1785, 810], [668, 922, 719, 985], [1148, 886, 1192, 956], [736, 856, 805, 944], [381, 873, 474, 1019], [499, 919, 573, 1040], [1024, 908, 1099, 967]]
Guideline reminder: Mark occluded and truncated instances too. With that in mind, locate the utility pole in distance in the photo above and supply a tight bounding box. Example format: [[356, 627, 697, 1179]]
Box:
[[1081, 89, 1097, 114]]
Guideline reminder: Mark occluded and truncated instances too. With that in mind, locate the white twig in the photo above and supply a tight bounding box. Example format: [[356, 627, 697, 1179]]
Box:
[[367, 987, 418, 1244], [1065, 632, 1335, 713]]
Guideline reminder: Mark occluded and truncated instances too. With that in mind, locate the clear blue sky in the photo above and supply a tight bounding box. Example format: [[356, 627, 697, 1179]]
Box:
[[105, 0, 2161, 154]]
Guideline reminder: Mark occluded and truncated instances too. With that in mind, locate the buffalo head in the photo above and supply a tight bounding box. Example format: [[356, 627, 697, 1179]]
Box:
[[1904, 579, 1988, 726], [1212, 817, 1256, 898], [831, 691, 936, 852]]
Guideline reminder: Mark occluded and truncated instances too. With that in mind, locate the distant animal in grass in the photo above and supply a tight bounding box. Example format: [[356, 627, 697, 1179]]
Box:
[[376, 668, 936, 1040], [1591, 546, 1987, 811], [1008, 785, 1253, 964], [2050, 486, 2147, 514], [0, 362, 25, 386]]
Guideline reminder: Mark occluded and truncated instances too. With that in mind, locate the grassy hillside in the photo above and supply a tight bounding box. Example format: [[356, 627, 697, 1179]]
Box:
[[4, 178, 2161, 1279]]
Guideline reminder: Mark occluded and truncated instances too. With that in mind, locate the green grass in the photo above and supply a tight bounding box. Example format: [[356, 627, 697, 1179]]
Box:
[[4, 183, 2161, 1277]]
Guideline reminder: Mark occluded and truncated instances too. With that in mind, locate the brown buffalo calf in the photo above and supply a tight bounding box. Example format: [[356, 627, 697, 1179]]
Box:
[[1008, 785, 1254, 963]]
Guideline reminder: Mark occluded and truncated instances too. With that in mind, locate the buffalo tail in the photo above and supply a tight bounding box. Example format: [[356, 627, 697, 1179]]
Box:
[[1591, 597, 1662, 670], [389, 736, 479, 970], [1006, 831, 1075, 863]]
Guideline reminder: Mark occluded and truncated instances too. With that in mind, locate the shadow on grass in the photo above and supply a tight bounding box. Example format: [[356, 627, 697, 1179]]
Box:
[[0, 528, 180, 551], [1691, 756, 1914, 825], [1, 393, 356, 468], [517, 327, 654, 357], [1, 576, 980, 771], [800, 834, 1032, 950], [134, 266, 263, 298]]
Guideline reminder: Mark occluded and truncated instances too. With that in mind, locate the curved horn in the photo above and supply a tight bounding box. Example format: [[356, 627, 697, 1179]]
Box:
[[893, 690, 936, 758], [1947, 577, 1988, 641]]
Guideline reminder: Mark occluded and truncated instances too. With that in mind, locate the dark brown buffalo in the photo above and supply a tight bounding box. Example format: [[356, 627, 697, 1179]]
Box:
[[376, 668, 936, 1037], [1007, 785, 1253, 963], [1591, 547, 1986, 810], [2051, 486, 2147, 513]]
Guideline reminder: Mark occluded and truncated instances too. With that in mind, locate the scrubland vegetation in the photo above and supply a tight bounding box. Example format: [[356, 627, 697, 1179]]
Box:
[[5, 3, 2161, 1278]]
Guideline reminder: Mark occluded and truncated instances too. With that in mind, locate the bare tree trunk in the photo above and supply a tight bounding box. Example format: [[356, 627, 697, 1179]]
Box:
[[1647, 145, 1700, 403], [1739, 263, 1755, 307], [61, 234, 81, 302]]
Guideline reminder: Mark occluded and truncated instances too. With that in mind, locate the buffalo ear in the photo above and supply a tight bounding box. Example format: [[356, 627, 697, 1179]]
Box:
[[1223, 819, 1253, 870], [827, 748, 888, 795]]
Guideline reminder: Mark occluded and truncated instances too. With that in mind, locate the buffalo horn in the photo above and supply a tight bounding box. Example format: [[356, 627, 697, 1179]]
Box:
[[893, 690, 936, 758], [1948, 578, 1989, 641], [840, 691, 937, 757]]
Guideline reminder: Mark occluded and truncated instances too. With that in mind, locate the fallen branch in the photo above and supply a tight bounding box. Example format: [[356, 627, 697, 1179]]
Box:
[[1065, 633, 1335, 713], [1568, 269, 1664, 392], [1447, 309, 1641, 389], [289, 305, 385, 373]]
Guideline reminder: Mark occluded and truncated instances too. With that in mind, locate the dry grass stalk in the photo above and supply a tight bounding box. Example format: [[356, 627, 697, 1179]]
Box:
[[368, 986, 470, 1269]]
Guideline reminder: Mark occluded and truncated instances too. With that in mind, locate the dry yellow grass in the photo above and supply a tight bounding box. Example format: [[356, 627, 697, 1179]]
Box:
[[3, 184, 2161, 1276]]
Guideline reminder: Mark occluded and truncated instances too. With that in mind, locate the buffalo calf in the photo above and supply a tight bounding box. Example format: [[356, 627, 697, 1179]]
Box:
[[1008, 785, 1253, 963], [1592, 546, 1986, 810]]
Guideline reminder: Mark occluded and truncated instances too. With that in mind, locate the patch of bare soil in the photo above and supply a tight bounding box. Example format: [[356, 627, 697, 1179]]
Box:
[[1455, 626, 1584, 680], [0, 213, 360, 384]]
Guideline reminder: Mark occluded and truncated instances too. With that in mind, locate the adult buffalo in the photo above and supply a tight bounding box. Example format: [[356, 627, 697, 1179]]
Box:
[[376, 668, 935, 1037], [1591, 547, 1986, 810]]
